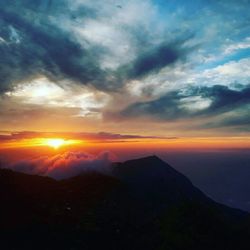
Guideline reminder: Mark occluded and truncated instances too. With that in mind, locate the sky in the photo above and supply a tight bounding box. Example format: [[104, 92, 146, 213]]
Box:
[[0, 0, 250, 147]]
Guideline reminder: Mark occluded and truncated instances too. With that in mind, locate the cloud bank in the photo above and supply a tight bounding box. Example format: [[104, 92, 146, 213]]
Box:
[[0, 131, 172, 142], [121, 85, 250, 122], [6, 151, 116, 180]]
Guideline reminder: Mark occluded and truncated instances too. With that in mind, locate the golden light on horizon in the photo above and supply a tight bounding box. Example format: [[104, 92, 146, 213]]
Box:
[[46, 138, 66, 149], [0, 137, 82, 149], [0, 134, 250, 150], [40, 138, 81, 149]]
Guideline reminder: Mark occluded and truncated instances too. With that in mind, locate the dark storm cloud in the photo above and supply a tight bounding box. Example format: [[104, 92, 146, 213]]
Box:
[[121, 91, 184, 120], [0, 0, 192, 93], [199, 85, 250, 114], [121, 85, 250, 125], [115, 31, 194, 82], [119, 43, 182, 79]]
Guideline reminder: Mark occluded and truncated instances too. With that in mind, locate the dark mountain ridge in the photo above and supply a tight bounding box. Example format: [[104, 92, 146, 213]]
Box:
[[114, 156, 247, 216], [1, 155, 250, 250]]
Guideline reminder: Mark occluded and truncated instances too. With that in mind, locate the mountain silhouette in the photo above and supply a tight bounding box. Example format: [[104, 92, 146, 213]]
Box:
[[1, 156, 250, 250], [114, 155, 207, 202]]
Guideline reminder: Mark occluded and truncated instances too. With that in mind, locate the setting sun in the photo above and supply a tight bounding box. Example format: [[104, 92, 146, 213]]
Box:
[[46, 139, 66, 149], [41, 138, 81, 149]]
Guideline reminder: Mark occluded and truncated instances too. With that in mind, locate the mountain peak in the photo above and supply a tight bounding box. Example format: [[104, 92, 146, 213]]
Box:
[[122, 155, 166, 166], [113, 155, 192, 189], [112, 155, 213, 218], [136, 155, 162, 161], [114, 155, 178, 177]]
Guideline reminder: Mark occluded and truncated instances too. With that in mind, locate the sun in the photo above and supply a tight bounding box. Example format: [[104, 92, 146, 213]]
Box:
[[42, 138, 81, 149], [0, 137, 82, 149], [46, 139, 66, 149]]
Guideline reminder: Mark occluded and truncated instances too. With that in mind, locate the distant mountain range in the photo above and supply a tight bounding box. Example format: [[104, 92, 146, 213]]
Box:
[[1, 156, 250, 250]]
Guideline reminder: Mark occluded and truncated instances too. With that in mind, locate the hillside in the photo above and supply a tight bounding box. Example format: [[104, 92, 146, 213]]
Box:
[[1, 156, 250, 250]]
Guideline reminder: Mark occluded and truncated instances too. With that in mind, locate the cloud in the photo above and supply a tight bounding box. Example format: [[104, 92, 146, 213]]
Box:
[[119, 85, 250, 125], [0, 131, 171, 142], [199, 85, 250, 113], [223, 37, 250, 55], [4, 77, 110, 118], [0, 0, 195, 94], [6, 151, 116, 180], [199, 109, 250, 130], [192, 58, 250, 87], [117, 40, 192, 81], [0, 4, 106, 92], [0, 99, 84, 130]]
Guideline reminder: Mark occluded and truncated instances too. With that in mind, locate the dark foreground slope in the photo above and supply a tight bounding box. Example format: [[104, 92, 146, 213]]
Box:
[[0, 156, 250, 250]]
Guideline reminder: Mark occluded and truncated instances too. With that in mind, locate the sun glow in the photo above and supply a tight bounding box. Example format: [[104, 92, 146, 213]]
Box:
[[26, 138, 81, 149], [46, 139, 66, 149], [40, 138, 81, 149]]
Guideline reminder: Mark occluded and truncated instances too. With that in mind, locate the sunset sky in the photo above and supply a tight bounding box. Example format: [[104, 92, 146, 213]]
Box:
[[0, 0, 250, 152]]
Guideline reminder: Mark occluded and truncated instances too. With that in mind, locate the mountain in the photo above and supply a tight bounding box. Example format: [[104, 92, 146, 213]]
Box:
[[113, 156, 247, 216], [114, 155, 209, 205], [1, 156, 250, 250]]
